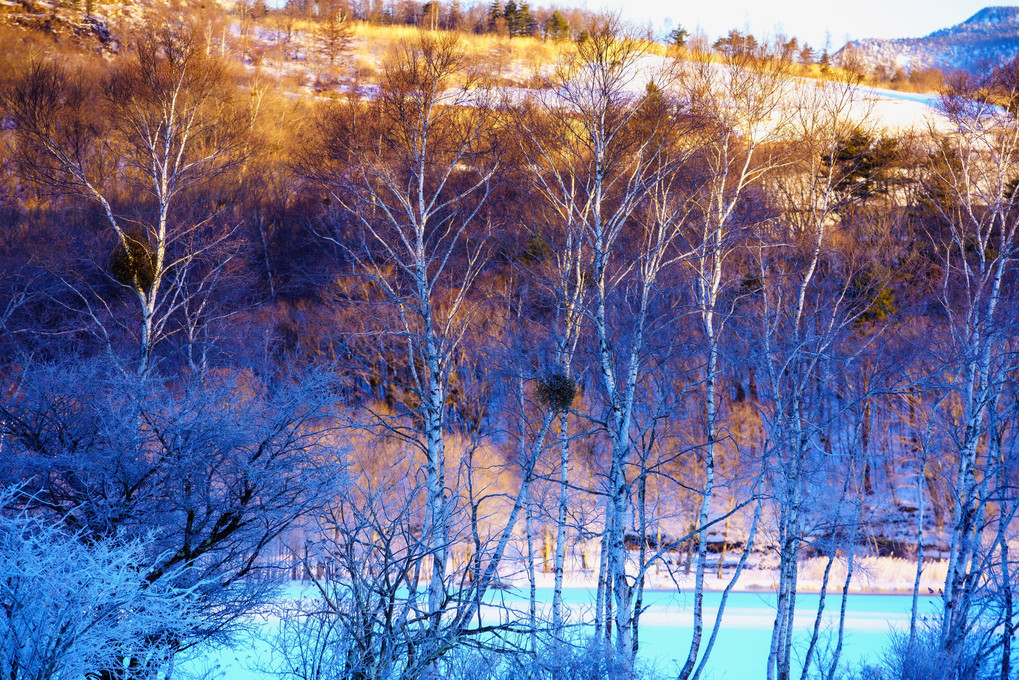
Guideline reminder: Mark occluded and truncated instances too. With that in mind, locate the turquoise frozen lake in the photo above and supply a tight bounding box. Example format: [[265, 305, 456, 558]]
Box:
[[194, 586, 940, 679], [492, 587, 939, 678]]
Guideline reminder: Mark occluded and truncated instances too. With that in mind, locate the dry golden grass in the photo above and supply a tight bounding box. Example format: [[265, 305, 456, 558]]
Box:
[[353, 23, 557, 59], [138, 5, 941, 99], [348, 23, 570, 86], [339, 26, 887, 93]]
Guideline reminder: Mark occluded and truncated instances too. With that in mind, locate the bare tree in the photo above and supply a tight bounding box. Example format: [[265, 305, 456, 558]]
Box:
[[310, 31, 498, 623], [0, 359, 339, 673], [513, 18, 696, 663], [270, 465, 460, 680], [673, 44, 793, 680], [919, 66, 1019, 665], [1, 23, 249, 376], [266, 320, 575, 679], [318, 0, 353, 69], [743, 74, 885, 680], [509, 99, 586, 639]]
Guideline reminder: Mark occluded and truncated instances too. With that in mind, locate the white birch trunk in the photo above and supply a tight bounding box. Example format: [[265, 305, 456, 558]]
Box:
[[552, 409, 570, 636]]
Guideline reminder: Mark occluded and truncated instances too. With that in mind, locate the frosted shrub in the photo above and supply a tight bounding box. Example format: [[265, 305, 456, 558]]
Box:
[[267, 610, 658, 680], [443, 637, 658, 680], [878, 637, 963, 680], [880, 629, 989, 680], [0, 490, 200, 680], [832, 620, 997, 680]]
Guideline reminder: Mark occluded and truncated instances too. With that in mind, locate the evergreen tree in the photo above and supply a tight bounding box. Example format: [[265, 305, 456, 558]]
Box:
[[713, 29, 758, 57], [503, 0, 518, 35], [667, 24, 688, 48], [799, 43, 815, 65], [516, 2, 534, 37], [422, 0, 439, 29], [545, 9, 569, 40], [780, 36, 798, 62], [487, 0, 502, 32], [447, 0, 463, 30]]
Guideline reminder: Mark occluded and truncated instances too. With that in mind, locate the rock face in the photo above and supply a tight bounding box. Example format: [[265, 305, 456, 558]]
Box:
[[0, 0, 148, 52], [837, 6, 1019, 74]]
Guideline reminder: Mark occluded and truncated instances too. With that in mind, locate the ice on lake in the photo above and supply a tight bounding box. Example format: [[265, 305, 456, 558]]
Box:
[[191, 587, 939, 680]]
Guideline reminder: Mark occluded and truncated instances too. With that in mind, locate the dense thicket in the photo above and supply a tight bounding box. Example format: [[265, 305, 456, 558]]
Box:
[[1, 17, 1018, 680]]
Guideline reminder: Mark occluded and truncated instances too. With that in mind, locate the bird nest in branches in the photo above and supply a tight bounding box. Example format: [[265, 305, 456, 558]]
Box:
[[110, 233, 157, 291], [536, 372, 576, 412]]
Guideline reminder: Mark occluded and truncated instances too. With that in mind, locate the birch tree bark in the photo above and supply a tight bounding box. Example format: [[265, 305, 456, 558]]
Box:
[[919, 69, 1019, 658], [312, 32, 498, 623], [512, 21, 697, 661], [2, 24, 248, 376], [748, 74, 882, 680], [676, 45, 792, 680]]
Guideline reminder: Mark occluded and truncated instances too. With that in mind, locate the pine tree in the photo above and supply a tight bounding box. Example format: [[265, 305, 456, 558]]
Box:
[[422, 0, 439, 30], [503, 0, 518, 36], [545, 9, 569, 40], [667, 24, 689, 48], [799, 43, 815, 65], [516, 2, 534, 37], [780, 36, 798, 62], [487, 0, 502, 32], [447, 0, 463, 30]]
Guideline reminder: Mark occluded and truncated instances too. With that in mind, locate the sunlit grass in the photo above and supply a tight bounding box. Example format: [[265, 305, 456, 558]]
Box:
[[349, 23, 571, 85], [231, 12, 942, 95]]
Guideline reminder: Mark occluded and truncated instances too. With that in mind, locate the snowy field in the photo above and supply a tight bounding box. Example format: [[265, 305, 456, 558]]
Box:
[[555, 53, 953, 133], [189, 586, 939, 680]]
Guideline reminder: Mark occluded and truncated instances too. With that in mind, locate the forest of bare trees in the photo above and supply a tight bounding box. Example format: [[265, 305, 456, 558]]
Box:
[[1, 13, 1018, 680]]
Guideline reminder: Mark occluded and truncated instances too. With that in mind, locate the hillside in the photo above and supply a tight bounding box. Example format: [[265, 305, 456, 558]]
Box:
[[4, 0, 1019, 677], [838, 5, 1019, 74]]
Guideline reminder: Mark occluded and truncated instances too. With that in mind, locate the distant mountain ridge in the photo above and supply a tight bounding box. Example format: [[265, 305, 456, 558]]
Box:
[[837, 6, 1019, 75]]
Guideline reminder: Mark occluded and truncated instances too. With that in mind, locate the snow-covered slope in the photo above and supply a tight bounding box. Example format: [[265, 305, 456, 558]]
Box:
[[837, 5, 1019, 74]]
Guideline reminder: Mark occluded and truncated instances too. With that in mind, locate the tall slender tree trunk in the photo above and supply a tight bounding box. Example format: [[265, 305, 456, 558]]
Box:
[[632, 459, 649, 658], [552, 409, 570, 636], [993, 421, 1013, 680], [911, 435, 927, 643], [800, 552, 835, 680], [680, 329, 718, 680], [693, 487, 765, 680], [610, 446, 633, 661], [425, 346, 448, 619], [1000, 525, 1013, 680], [525, 482, 538, 653], [769, 472, 803, 680], [717, 496, 736, 580], [595, 509, 609, 643], [824, 542, 856, 680]]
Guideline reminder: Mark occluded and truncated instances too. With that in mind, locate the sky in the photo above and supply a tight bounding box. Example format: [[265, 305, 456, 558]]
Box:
[[591, 0, 999, 50]]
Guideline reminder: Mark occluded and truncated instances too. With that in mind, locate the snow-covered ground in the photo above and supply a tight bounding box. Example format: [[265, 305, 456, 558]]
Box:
[[237, 23, 951, 135], [497, 556, 949, 595], [854, 83, 949, 132], [511, 53, 952, 134]]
